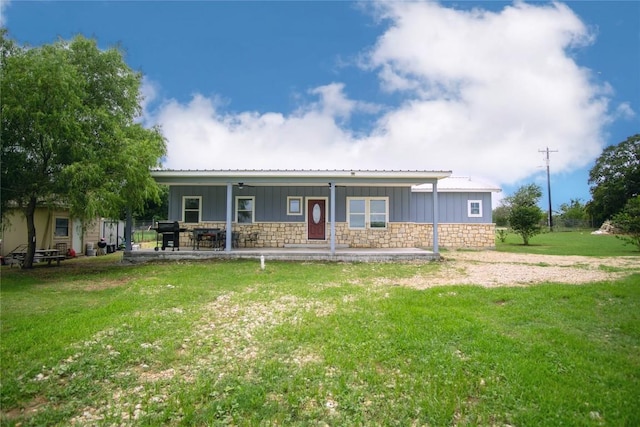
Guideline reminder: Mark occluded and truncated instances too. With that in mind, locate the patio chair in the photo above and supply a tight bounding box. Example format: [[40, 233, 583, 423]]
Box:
[[219, 231, 240, 249], [244, 232, 259, 247]]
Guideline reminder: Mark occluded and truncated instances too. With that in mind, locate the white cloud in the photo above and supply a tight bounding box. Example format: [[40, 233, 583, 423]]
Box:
[[614, 102, 635, 120], [0, 0, 11, 26], [148, 1, 612, 188], [153, 92, 362, 170], [138, 77, 159, 125]]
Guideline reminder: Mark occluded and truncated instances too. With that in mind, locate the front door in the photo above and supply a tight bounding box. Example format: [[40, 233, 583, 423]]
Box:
[[307, 199, 326, 240]]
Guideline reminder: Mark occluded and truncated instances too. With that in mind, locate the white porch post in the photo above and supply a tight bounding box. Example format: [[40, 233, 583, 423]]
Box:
[[125, 206, 133, 252], [330, 182, 336, 256], [226, 182, 233, 252], [432, 180, 439, 254]]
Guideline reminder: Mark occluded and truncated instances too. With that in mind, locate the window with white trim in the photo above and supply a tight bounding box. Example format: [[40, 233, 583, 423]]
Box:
[[287, 196, 303, 215], [468, 200, 482, 217], [236, 196, 255, 223], [54, 217, 69, 237], [347, 197, 388, 229], [183, 196, 202, 223]]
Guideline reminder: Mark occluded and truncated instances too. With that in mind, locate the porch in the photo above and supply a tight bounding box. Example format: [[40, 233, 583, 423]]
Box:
[[122, 246, 440, 263]]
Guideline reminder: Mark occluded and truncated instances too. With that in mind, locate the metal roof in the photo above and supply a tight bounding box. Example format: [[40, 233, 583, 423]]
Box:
[[151, 169, 452, 186], [412, 176, 502, 193]]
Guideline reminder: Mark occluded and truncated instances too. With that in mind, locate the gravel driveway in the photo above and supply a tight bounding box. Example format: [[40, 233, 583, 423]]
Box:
[[394, 251, 640, 288]]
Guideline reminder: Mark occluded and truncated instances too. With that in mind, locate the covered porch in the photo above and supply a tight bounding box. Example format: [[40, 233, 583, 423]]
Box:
[[137, 169, 451, 258]]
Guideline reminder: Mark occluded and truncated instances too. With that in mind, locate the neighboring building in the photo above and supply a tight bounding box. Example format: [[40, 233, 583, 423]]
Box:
[[151, 170, 501, 253], [0, 206, 121, 257]]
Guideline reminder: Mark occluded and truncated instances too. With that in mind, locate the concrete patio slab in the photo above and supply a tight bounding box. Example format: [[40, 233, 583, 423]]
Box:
[[123, 247, 440, 263]]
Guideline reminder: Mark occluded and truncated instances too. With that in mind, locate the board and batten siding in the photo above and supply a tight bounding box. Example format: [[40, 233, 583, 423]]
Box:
[[411, 192, 493, 223], [168, 186, 414, 223], [169, 186, 492, 224], [168, 186, 227, 222]]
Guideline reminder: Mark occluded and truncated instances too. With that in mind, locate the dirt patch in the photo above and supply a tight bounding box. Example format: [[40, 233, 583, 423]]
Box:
[[82, 278, 129, 291], [1, 395, 49, 421], [390, 251, 639, 288]]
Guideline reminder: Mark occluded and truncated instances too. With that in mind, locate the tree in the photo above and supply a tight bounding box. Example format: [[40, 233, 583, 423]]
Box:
[[492, 205, 510, 227], [505, 184, 544, 245], [587, 134, 640, 226], [610, 196, 640, 251], [557, 199, 589, 228], [134, 185, 169, 222], [1, 32, 166, 268]]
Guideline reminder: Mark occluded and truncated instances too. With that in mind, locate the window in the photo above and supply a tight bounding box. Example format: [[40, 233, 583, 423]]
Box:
[[54, 218, 69, 237], [347, 197, 388, 229], [287, 197, 303, 215], [183, 196, 202, 223], [468, 200, 482, 217], [236, 197, 255, 223], [348, 199, 366, 228]]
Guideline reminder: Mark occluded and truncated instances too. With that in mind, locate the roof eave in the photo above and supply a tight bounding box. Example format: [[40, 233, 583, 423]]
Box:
[[151, 169, 452, 186]]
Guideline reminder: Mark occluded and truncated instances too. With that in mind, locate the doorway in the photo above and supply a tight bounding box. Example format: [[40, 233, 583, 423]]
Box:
[[307, 199, 326, 240]]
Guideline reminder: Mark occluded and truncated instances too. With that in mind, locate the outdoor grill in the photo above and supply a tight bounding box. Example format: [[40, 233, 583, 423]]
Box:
[[153, 221, 186, 251]]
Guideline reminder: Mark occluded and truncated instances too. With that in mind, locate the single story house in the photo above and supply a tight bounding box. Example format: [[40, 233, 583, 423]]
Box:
[[151, 170, 501, 255]]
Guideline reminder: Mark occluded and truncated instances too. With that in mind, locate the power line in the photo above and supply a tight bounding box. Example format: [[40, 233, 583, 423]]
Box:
[[539, 147, 558, 231]]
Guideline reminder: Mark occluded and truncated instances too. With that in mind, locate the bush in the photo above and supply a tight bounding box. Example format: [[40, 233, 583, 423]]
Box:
[[509, 205, 543, 245], [611, 196, 640, 251], [505, 184, 544, 245]]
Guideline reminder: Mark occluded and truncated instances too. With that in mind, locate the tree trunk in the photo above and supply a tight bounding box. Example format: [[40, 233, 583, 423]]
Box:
[[23, 197, 37, 269]]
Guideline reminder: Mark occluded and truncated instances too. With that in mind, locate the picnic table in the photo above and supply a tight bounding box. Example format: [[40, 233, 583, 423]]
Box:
[[9, 248, 66, 267]]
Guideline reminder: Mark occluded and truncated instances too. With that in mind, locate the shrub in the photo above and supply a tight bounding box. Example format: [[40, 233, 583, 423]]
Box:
[[611, 196, 640, 251]]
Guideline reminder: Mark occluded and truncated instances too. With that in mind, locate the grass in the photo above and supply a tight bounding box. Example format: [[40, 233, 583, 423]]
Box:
[[496, 230, 640, 256], [1, 249, 639, 426]]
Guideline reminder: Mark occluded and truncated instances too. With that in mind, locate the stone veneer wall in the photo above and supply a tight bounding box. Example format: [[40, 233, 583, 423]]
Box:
[[179, 222, 495, 249]]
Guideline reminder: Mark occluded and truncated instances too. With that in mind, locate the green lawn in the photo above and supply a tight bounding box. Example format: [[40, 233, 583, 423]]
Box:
[[496, 229, 640, 256], [1, 251, 639, 426]]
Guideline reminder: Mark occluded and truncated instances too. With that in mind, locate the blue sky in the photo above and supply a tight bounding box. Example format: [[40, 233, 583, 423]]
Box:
[[2, 1, 639, 210]]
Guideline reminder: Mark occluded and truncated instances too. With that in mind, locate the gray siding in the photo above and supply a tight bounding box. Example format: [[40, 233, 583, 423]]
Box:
[[411, 192, 493, 223], [169, 186, 492, 224], [169, 186, 227, 221]]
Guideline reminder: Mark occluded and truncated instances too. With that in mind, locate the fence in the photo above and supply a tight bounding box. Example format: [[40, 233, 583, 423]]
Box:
[[132, 220, 158, 243]]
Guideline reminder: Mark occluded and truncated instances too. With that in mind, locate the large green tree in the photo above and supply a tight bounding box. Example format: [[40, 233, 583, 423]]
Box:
[[505, 184, 544, 245], [587, 134, 640, 226], [1, 31, 166, 268]]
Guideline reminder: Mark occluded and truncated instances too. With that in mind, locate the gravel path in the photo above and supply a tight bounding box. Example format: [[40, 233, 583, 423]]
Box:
[[396, 251, 640, 288]]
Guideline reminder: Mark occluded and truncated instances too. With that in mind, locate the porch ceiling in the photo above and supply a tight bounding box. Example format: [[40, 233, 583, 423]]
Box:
[[151, 169, 452, 187]]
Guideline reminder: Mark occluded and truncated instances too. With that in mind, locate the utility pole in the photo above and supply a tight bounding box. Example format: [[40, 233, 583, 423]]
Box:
[[539, 147, 558, 231]]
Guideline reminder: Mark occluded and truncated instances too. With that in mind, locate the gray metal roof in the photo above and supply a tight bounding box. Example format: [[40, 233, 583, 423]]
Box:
[[412, 176, 502, 193], [151, 169, 452, 186]]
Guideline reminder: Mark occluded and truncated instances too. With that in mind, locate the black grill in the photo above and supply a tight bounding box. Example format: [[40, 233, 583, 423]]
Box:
[[153, 221, 185, 251]]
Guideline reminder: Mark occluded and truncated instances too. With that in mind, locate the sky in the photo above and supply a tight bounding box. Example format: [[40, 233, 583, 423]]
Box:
[[2, 0, 639, 210]]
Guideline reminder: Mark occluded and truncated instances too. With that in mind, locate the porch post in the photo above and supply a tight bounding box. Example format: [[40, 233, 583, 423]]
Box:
[[330, 182, 336, 256], [432, 180, 439, 254], [226, 182, 233, 252], [125, 206, 133, 252]]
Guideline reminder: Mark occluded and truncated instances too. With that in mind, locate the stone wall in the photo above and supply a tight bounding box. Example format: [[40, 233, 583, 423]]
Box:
[[179, 222, 495, 249]]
